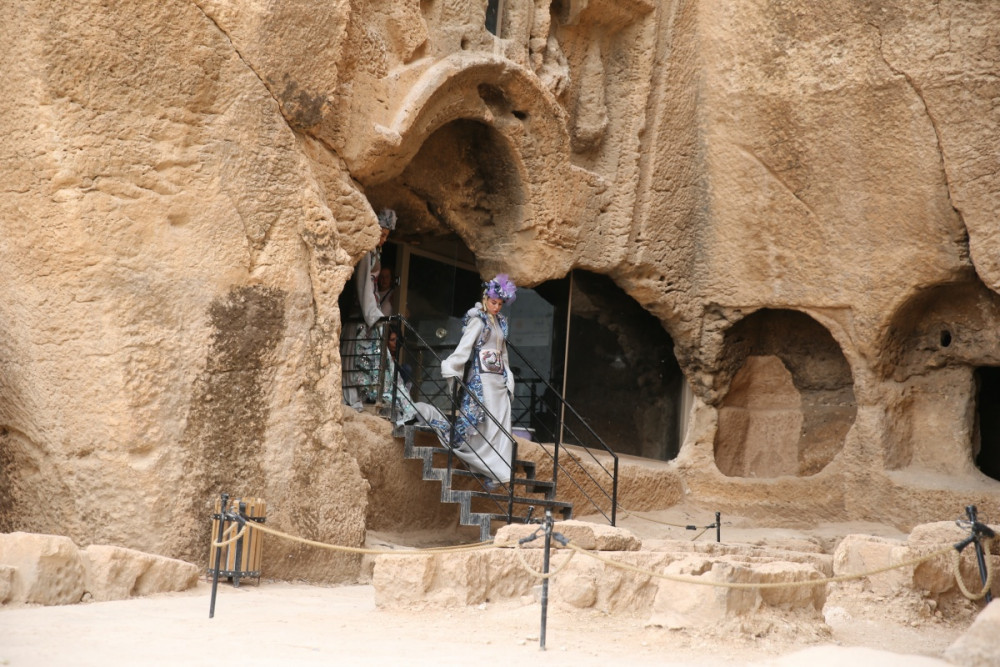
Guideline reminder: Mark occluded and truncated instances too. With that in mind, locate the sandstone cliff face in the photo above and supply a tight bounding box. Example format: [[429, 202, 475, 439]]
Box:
[[1, 0, 998, 582]]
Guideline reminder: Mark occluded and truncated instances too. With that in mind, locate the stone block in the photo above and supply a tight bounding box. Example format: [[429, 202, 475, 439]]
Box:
[[82, 545, 199, 602], [493, 520, 641, 551], [832, 534, 910, 596], [0, 564, 15, 603], [944, 599, 1000, 667], [647, 556, 828, 629], [0, 532, 85, 605], [756, 561, 827, 610], [647, 557, 760, 629]]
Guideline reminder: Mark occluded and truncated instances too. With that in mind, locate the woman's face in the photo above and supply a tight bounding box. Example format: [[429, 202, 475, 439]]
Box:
[[485, 297, 504, 316]]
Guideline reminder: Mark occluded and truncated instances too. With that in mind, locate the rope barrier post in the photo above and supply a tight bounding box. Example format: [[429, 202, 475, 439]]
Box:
[[539, 508, 553, 651], [716, 511, 721, 543], [209, 492, 229, 619], [959, 505, 995, 604]]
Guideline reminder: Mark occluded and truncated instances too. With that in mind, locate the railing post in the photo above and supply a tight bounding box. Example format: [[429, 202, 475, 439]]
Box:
[[447, 376, 460, 478], [389, 318, 401, 422], [507, 440, 517, 524], [611, 457, 619, 526], [964, 505, 994, 604], [551, 430, 561, 506], [374, 321, 388, 413]]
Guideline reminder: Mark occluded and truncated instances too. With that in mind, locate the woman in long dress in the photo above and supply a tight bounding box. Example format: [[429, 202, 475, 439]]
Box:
[[417, 275, 517, 490]]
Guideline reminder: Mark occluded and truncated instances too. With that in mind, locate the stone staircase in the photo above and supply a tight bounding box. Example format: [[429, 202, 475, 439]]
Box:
[[395, 424, 573, 541]]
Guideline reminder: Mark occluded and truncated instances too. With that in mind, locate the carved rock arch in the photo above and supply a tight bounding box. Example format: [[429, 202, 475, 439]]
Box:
[[353, 54, 582, 281]]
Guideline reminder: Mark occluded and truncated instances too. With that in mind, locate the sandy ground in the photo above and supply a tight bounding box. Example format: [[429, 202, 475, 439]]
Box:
[[0, 580, 958, 667], [0, 505, 980, 666]]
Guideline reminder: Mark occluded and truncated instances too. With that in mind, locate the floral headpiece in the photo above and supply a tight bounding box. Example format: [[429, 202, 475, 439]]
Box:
[[377, 208, 397, 230], [483, 274, 517, 303]]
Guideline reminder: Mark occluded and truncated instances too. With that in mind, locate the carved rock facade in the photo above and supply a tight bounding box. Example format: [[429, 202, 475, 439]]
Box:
[[1, 1, 998, 582]]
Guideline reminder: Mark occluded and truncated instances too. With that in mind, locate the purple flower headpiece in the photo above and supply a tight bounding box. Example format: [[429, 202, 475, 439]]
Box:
[[483, 274, 517, 303]]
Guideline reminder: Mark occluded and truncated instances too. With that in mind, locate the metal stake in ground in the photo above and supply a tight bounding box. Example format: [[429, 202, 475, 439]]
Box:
[[955, 505, 996, 604], [208, 493, 249, 619], [209, 492, 229, 619], [540, 509, 552, 650]]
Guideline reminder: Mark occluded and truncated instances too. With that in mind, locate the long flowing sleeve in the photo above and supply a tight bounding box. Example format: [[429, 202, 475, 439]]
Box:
[[442, 312, 483, 379], [356, 253, 383, 328]]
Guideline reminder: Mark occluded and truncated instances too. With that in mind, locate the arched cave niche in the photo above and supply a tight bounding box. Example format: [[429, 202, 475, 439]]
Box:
[[715, 309, 856, 478], [340, 114, 526, 403], [365, 115, 525, 253], [881, 279, 1000, 478]]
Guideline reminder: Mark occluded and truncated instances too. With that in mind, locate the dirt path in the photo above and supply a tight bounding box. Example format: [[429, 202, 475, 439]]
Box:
[[1, 578, 959, 666], [3, 502, 983, 666]]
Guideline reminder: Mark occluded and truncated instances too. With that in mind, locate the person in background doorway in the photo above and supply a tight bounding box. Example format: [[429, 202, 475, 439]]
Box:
[[341, 208, 411, 419], [377, 266, 395, 318], [386, 324, 413, 389]]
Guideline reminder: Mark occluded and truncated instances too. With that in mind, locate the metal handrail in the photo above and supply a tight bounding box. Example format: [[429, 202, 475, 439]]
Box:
[[349, 314, 620, 527], [504, 339, 619, 525], [385, 316, 518, 518]]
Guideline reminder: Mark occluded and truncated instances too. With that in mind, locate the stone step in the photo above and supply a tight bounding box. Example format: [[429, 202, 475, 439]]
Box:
[[398, 423, 573, 541]]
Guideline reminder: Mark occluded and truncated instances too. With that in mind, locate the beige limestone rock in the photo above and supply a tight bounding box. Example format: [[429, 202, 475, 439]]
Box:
[[82, 544, 199, 602], [647, 557, 825, 629], [0, 533, 85, 606], [832, 534, 911, 597], [0, 532, 201, 606], [827, 523, 998, 628], [908, 521, 1000, 599], [830, 523, 999, 603], [648, 557, 760, 629], [0, 0, 368, 583], [372, 547, 669, 610], [493, 519, 642, 550], [0, 564, 14, 603], [373, 540, 830, 625], [944, 599, 1000, 667], [2, 0, 1000, 593]]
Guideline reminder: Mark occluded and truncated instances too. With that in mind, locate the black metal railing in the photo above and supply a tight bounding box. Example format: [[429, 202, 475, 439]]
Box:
[[343, 314, 619, 526], [505, 339, 619, 525], [344, 315, 516, 519]]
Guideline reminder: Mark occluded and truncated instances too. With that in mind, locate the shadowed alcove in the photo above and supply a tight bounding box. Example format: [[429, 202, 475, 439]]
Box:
[[715, 309, 856, 478], [881, 279, 1000, 481]]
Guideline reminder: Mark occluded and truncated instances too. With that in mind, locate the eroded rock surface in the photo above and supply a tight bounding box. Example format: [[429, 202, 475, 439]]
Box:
[[0, 532, 198, 606], [1, 0, 999, 587]]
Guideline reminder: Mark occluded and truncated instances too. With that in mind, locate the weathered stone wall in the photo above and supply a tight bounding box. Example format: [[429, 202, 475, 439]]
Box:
[[1, 0, 998, 582]]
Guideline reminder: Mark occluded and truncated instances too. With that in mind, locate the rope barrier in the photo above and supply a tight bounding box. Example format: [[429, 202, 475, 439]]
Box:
[[212, 522, 247, 548], [559, 541, 962, 590], [950, 536, 996, 601], [513, 541, 576, 580], [616, 508, 704, 531], [222, 520, 495, 556], [211, 510, 994, 599], [218, 518, 987, 595], [615, 506, 722, 541]]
